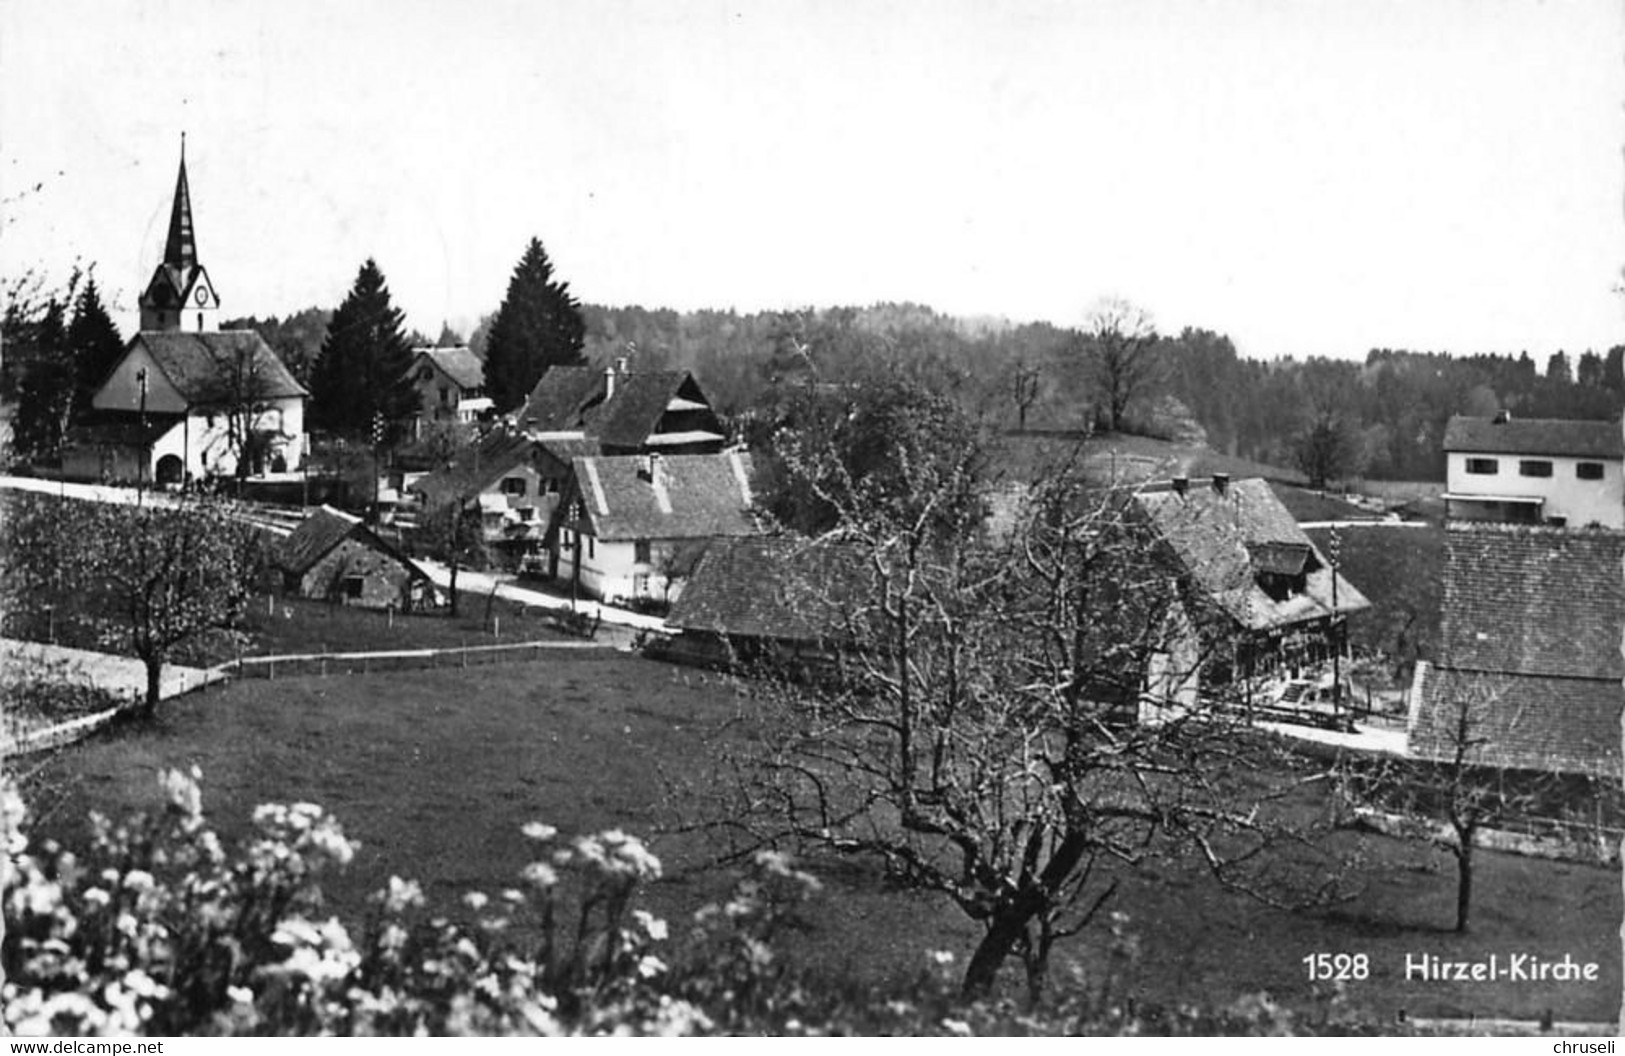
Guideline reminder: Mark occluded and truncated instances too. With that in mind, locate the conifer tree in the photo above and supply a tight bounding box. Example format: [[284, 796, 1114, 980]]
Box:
[[12, 298, 74, 461], [67, 276, 125, 419], [483, 238, 586, 412], [309, 259, 418, 436]]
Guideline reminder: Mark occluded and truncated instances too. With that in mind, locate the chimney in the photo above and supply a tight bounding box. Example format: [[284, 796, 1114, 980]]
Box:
[[604, 364, 616, 400], [1171, 476, 1188, 496], [1211, 473, 1229, 495]]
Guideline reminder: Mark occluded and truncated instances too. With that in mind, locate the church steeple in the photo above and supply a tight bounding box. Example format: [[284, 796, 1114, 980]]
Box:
[[162, 134, 197, 269], [140, 135, 218, 333]]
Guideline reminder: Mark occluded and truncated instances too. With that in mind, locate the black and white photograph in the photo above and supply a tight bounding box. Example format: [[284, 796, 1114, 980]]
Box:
[[0, 0, 1620, 1039]]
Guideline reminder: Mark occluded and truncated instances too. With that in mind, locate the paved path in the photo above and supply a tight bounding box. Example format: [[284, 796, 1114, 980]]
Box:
[[412, 559, 670, 635]]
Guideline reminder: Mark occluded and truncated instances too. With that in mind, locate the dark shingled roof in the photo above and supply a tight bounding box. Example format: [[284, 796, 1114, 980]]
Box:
[[413, 347, 485, 390], [409, 430, 537, 509], [667, 535, 867, 642], [573, 451, 758, 541], [1133, 478, 1369, 631], [279, 505, 428, 579], [133, 330, 307, 403], [1410, 523, 1625, 777], [519, 367, 722, 450], [1443, 415, 1622, 459], [1437, 524, 1624, 681]]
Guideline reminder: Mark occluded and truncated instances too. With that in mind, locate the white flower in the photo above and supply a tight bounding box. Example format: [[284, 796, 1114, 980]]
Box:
[[637, 954, 668, 978], [632, 909, 668, 942], [463, 891, 490, 911], [941, 1017, 972, 1036], [521, 821, 558, 842], [377, 875, 424, 914], [122, 869, 156, 893], [82, 887, 112, 908], [520, 862, 558, 889]]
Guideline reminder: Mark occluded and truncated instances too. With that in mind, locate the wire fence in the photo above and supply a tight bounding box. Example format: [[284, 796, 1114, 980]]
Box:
[[223, 638, 621, 679]]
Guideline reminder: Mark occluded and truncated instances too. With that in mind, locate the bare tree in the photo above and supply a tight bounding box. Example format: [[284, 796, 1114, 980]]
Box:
[[200, 341, 284, 479], [1011, 359, 1042, 431], [706, 453, 1353, 1003], [417, 497, 488, 618], [1084, 297, 1159, 434], [1343, 675, 1550, 932]]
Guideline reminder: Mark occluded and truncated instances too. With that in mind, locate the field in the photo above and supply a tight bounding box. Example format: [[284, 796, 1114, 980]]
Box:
[[24, 654, 1619, 1025], [1305, 524, 1444, 677]]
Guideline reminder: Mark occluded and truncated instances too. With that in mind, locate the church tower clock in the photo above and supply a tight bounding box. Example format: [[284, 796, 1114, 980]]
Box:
[[138, 136, 220, 333]]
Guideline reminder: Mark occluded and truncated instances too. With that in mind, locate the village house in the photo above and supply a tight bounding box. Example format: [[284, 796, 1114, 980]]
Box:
[[518, 360, 729, 455], [548, 450, 760, 604], [1441, 413, 1623, 528], [1409, 523, 1622, 777], [277, 505, 437, 610], [407, 346, 491, 426], [1131, 475, 1370, 690], [63, 144, 307, 485]]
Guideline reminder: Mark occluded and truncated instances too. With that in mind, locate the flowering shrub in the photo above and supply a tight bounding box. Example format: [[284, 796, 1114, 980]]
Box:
[[0, 771, 1366, 1036]]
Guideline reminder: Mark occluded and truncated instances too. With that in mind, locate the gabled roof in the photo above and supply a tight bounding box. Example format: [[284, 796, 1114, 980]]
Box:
[[518, 367, 723, 449], [279, 505, 427, 579], [413, 347, 485, 390], [130, 331, 307, 403], [570, 451, 759, 541], [1132, 478, 1369, 630], [667, 535, 867, 642], [1436, 523, 1624, 681], [1410, 523, 1625, 777], [409, 429, 538, 508], [1443, 415, 1623, 460]]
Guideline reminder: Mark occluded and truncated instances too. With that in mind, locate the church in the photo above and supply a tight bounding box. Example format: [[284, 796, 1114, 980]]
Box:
[[63, 142, 307, 485]]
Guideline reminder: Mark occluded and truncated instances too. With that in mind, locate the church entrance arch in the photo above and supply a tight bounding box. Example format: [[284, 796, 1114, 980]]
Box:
[[155, 454, 185, 488]]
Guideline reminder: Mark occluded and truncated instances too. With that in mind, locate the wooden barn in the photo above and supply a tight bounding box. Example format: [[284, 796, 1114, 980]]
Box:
[[278, 505, 437, 610]]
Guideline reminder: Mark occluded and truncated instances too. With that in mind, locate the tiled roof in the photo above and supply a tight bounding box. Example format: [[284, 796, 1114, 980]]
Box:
[[278, 504, 428, 579], [409, 429, 536, 508], [413, 347, 484, 390], [518, 366, 608, 430], [1410, 523, 1625, 777], [1411, 664, 1620, 778], [1438, 524, 1624, 681], [134, 331, 307, 403], [1132, 478, 1369, 630], [572, 451, 759, 541], [1443, 415, 1622, 459], [667, 535, 867, 642], [518, 367, 722, 450]]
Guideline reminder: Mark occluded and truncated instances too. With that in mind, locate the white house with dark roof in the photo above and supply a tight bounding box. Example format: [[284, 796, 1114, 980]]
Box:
[[1410, 523, 1622, 777], [408, 346, 491, 425], [548, 450, 761, 603], [1442, 413, 1623, 528], [63, 142, 307, 484]]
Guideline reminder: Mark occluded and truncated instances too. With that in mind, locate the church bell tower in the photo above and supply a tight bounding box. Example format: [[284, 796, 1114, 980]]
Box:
[[138, 135, 219, 333]]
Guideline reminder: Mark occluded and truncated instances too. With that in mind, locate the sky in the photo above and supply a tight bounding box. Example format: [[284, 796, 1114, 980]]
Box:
[[3, 0, 1622, 361]]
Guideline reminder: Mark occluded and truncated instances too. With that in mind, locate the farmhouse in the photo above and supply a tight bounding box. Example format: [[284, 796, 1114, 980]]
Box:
[[63, 143, 307, 485], [548, 450, 761, 604], [518, 361, 728, 455], [1132, 475, 1369, 685], [1409, 523, 1622, 777], [278, 505, 436, 610], [1441, 413, 1623, 528], [407, 346, 491, 425]]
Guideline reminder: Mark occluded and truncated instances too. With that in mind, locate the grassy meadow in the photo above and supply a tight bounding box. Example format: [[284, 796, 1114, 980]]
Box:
[[23, 655, 1619, 1025]]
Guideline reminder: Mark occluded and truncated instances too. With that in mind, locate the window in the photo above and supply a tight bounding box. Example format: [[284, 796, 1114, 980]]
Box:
[[634, 573, 649, 597], [500, 477, 527, 496], [1577, 461, 1605, 480], [1464, 458, 1498, 475], [634, 539, 651, 563], [343, 576, 364, 599], [517, 507, 535, 522], [561, 529, 573, 550], [1518, 460, 1553, 478], [587, 536, 595, 559], [417, 366, 435, 382], [439, 386, 451, 406]]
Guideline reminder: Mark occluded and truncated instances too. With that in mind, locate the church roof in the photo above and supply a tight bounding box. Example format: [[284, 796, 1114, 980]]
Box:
[[164, 143, 198, 269], [130, 331, 307, 404]]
